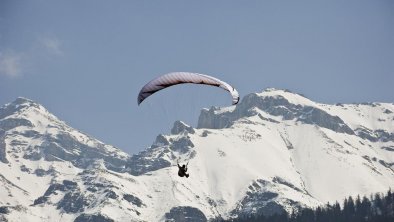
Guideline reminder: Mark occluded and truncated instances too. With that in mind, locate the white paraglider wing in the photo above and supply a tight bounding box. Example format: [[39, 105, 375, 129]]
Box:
[[137, 72, 239, 105]]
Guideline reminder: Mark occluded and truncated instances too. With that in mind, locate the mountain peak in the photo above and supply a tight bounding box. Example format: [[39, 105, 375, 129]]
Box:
[[253, 88, 313, 106], [2, 96, 42, 111], [0, 97, 41, 120], [0, 97, 129, 170], [171, 120, 195, 134], [0, 97, 60, 129], [12, 97, 36, 105]]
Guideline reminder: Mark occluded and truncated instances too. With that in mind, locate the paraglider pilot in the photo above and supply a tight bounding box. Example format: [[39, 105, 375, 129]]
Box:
[[177, 161, 189, 178]]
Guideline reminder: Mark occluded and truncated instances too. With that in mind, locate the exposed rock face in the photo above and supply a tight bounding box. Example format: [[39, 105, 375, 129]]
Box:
[[125, 145, 172, 176], [198, 107, 233, 129], [171, 120, 195, 134], [0, 129, 8, 163], [0, 118, 34, 131], [123, 194, 145, 207], [74, 214, 114, 222], [165, 206, 208, 222], [57, 191, 90, 213], [34, 180, 80, 206], [355, 127, 394, 142], [231, 178, 306, 218], [153, 134, 170, 147], [0, 206, 10, 214]]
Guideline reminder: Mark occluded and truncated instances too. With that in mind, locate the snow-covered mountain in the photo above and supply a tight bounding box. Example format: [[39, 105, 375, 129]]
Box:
[[1, 89, 393, 222]]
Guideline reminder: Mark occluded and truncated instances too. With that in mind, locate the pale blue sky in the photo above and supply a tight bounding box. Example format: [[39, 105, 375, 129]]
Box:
[[1, 0, 393, 154]]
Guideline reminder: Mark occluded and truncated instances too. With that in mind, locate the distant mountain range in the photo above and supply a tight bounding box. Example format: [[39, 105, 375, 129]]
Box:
[[1, 88, 393, 222]]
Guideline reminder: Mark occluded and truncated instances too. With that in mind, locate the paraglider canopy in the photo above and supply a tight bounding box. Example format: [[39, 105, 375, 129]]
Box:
[[137, 72, 239, 105]]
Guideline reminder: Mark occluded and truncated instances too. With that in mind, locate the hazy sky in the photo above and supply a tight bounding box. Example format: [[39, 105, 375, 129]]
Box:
[[1, 0, 393, 154]]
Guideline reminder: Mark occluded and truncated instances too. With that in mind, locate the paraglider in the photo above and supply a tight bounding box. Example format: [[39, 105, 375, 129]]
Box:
[[177, 160, 189, 178], [138, 72, 239, 179], [137, 72, 239, 105]]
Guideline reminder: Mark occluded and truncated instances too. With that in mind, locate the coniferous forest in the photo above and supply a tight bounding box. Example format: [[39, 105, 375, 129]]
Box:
[[229, 189, 394, 222]]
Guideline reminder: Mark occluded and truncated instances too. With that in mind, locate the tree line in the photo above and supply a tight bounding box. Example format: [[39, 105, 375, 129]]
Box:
[[229, 189, 394, 222]]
